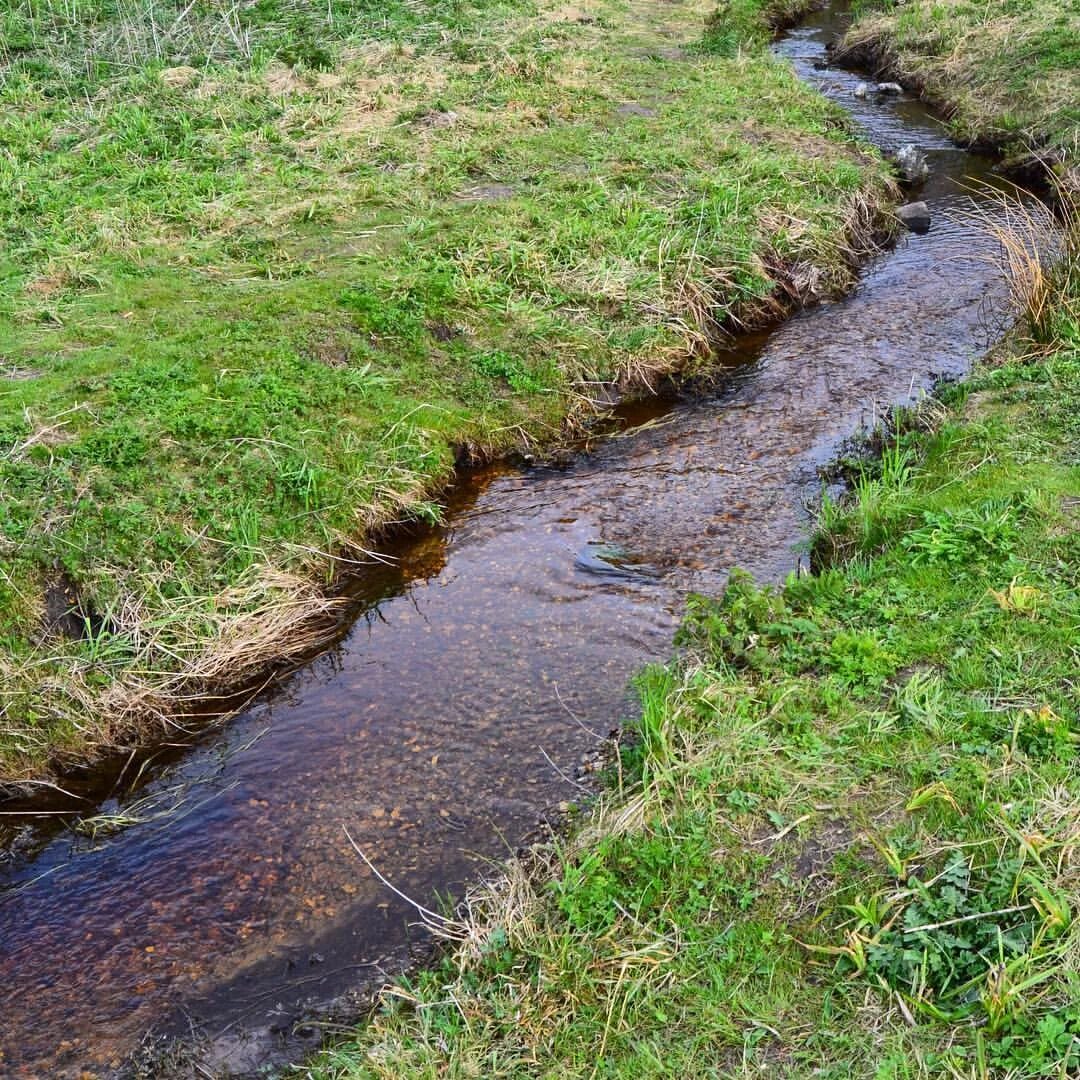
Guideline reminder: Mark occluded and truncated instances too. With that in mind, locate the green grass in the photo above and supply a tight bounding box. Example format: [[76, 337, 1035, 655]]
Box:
[[0, 0, 894, 778], [842, 0, 1079, 175], [300, 217, 1080, 1077]]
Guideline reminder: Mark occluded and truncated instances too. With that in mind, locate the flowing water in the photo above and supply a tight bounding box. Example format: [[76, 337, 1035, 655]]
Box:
[[0, 5, 1048, 1076]]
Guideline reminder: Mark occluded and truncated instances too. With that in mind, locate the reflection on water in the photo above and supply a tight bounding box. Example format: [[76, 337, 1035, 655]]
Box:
[[0, 5, 1050, 1076]]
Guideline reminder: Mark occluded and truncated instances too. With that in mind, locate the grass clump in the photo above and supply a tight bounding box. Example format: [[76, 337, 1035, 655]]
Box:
[[302, 210, 1080, 1078], [0, 0, 894, 780], [841, 0, 1079, 180]]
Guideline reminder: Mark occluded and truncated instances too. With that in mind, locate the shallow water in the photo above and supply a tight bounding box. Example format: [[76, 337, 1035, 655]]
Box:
[[0, 6, 1048, 1076]]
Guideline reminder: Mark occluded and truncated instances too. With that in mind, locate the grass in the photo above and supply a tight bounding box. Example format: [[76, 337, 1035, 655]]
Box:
[[840, 0, 1079, 180], [0, 0, 895, 781], [299, 199, 1080, 1078]]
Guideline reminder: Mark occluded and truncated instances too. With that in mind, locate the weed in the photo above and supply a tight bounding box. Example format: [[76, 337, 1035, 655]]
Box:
[[900, 499, 1021, 567]]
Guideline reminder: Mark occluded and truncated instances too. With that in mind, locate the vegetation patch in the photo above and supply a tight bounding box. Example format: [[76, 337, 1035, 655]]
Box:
[[839, 0, 1079, 181], [305, 203, 1080, 1078]]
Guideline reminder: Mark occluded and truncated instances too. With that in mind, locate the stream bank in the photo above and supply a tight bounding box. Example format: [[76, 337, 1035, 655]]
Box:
[[0, 2, 1065, 1077], [0, 0, 892, 781], [836, 0, 1078, 186]]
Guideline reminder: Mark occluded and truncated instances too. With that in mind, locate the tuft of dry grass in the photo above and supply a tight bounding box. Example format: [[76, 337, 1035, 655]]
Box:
[[957, 182, 1079, 350], [0, 565, 346, 784]]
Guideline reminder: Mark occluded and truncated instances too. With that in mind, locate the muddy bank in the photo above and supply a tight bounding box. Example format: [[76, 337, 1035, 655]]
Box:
[[0, 3, 1061, 1077]]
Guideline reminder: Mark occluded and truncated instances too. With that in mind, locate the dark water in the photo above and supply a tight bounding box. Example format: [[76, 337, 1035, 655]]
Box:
[[0, 6, 1050, 1077]]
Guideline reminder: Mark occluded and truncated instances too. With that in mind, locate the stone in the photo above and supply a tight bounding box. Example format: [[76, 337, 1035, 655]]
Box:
[[894, 143, 929, 183], [853, 82, 870, 99], [897, 201, 931, 233], [876, 81, 904, 94]]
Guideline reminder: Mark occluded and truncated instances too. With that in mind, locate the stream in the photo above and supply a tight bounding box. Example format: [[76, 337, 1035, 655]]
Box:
[[0, 4, 1049, 1076]]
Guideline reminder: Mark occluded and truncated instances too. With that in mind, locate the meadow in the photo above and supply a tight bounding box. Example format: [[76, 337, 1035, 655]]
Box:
[[0, 0, 892, 778]]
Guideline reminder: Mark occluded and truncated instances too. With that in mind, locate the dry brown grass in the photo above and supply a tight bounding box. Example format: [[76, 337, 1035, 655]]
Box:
[[958, 182, 1079, 350], [0, 566, 345, 785]]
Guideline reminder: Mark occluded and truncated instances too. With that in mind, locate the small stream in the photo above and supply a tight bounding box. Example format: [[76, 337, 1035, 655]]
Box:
[[0, 5, 1050, 1076]]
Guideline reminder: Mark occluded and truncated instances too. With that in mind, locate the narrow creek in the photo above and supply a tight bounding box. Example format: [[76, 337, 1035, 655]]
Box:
[[0, 5, 1051, 1076]]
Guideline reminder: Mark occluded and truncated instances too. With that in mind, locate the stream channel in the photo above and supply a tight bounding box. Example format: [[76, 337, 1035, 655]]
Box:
[[0, 4, 1053, 1076]]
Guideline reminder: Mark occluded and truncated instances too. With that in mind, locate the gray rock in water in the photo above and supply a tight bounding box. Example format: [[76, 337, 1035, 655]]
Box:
[[574, 541, 660, 581], [897, 201, 931, 233], [876, 81, 904, 94], [895, 143, 930, 183], [853, 81, 870, 99]]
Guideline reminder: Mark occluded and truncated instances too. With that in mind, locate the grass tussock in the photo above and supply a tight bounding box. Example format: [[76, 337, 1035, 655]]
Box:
[[300, 204, 1080, 1078], [840, 0, 1079, 182], [963, 185, 1077, 349], [984, 187, 1080, 347], [0, 0, 896, 782], [0, 565, 344, 772]]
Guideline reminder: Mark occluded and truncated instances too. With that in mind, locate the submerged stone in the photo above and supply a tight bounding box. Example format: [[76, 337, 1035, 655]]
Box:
[[897, 200, 931, 233], [894, 143, 930, 183], [574, 542, 660, 580]]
